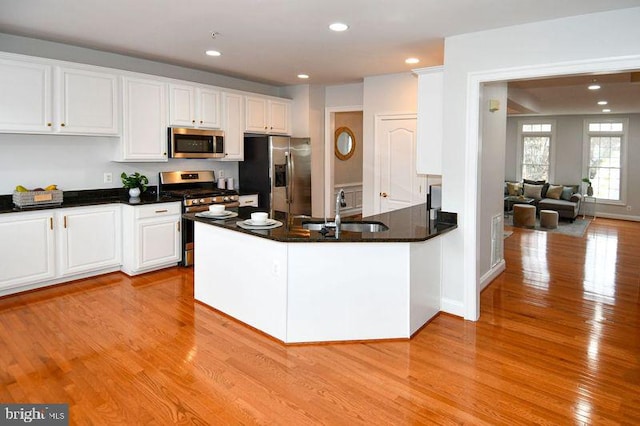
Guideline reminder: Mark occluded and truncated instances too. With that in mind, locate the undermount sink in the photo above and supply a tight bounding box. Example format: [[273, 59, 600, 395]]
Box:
[[302, 221, 389, 233]]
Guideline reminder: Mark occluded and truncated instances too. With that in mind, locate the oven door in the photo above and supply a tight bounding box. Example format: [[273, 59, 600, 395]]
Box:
[[182, 201, 240, 266]]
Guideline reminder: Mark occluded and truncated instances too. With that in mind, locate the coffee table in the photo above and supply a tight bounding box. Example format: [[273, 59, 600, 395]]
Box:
[[505, 196, 535, 215]]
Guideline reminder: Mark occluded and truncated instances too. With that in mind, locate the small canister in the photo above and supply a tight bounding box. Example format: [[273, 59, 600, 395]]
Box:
[[217, 179, 225, 189], [226, 177, 234, 190]]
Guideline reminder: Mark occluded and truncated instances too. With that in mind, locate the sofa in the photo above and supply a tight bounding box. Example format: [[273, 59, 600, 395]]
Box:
[[504, 180, 582, 222]]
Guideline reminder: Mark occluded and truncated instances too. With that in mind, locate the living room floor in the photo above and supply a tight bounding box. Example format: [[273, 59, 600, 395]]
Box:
[[0, 218, 638, 424]]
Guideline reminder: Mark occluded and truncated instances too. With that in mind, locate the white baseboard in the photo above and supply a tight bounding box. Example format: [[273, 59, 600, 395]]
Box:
[[594, 212, 640, 222], [440, 297, 465, 317], [480, 260, 506, 291]]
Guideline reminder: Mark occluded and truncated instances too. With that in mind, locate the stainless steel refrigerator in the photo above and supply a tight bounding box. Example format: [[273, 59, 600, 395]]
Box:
[[239, 135, 311, 216]]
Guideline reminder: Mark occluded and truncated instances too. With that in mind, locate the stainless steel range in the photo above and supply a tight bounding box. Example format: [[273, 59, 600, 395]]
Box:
[[159, 170, 239, 266]]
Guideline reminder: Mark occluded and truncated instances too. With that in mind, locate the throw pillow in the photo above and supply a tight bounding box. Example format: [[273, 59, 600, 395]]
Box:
[[506, 182, 522, 196], [546, 185, 563, 200], [523, 179, 546, 186], [523, 183, 543, 200], [561, 186, 574, 201]]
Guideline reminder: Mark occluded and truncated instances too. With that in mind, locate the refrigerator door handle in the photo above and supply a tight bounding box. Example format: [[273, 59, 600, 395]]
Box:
[[285, 152, 290, 203], [289, 150, 295, 204]]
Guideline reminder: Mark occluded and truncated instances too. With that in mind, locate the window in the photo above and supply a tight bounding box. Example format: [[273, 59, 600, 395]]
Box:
[[517, 121, 555, 181], [583, 119, 627, 202]]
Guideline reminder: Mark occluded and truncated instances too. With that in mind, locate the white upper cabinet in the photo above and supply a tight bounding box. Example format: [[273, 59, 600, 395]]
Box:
[[268, 99, 290, 134], [415, 66, 443, 175], [119, 76, 168, 162], [0, 57, 53, 133], [57, 67, 119, 135], [0, 54, 119, 135], [245, 95, 291, 135], [169, 83, 221, 129], [221, 92, 244, 161]]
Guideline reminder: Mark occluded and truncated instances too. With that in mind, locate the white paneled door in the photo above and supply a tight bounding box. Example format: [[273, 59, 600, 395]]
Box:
[[376, 114, 426, 213]]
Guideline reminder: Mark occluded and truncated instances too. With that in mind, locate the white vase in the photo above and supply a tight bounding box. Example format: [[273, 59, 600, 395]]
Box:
[[128, 187, 141, 198]]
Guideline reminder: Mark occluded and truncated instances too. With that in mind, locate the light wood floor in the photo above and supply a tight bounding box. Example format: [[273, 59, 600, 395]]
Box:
[[1, 218, 638, 424]]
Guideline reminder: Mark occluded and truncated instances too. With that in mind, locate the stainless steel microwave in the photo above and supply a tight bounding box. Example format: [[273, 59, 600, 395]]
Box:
[[168, 128, 225, 159]]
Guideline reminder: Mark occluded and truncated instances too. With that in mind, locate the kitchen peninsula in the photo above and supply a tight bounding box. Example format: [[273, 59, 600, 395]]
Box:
[[187, 204, 456, 343]]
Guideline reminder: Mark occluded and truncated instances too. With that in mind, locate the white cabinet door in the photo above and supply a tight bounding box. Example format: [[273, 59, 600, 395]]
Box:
[[57, 67, 119, 135], [120, 76, 168, 161], [57, 205, 121, 276], [197, 87, 221, 128], [222, 92, 244, 160], [169, 84, 220, 129], [245, 96, 291, 135], [245, 96, 268, 133], [0, 211, 56, 291], [121, 202, 182, 275], [268, 99, 290, 135], [0, 57, 53, 133], [168, 83, 195, 127], [138, 217, 181, 270]]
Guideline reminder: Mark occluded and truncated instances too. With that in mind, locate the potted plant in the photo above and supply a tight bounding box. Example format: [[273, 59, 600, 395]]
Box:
[[121, 172, 148, 198], [582, 177, 593, 196]]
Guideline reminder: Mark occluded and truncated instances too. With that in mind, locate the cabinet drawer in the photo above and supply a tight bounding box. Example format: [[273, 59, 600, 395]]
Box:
[[238, 194, 258, 207], [134, 202, 181, 219]]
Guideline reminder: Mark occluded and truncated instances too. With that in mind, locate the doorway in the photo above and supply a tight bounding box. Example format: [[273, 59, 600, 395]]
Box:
[[324, 105, 363, 218]]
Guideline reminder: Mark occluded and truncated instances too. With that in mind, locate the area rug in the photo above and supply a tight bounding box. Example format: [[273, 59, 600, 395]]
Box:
[[504, 214, 591, 237]]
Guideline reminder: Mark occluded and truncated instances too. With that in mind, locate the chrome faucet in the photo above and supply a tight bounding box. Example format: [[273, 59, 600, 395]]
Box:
[[335, 188, 346, 237]]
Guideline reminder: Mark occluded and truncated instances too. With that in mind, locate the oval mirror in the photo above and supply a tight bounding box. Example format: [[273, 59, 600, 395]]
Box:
[[335, 126, 356, 161]]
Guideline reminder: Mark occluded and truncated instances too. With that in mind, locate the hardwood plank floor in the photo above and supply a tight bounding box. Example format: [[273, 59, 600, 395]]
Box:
[[1, 218, 638, 424]]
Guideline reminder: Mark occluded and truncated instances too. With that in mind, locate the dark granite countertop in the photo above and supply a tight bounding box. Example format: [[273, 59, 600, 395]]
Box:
[[0, 187, 180, 214], [185, 204, 457, 243]]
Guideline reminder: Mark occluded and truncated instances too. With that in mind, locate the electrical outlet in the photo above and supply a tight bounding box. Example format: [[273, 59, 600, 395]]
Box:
[[627, 205, 632, 211], [103, 172, 113, 184], [218, 170, 225, 179]]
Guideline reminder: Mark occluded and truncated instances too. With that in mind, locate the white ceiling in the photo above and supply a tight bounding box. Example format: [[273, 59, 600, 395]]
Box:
[[1, 0, 640, 87], [508, 72, 640, 116]]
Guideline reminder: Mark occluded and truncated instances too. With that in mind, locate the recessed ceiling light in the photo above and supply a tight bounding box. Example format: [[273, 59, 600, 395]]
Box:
[[405, 58, 420, 65], [597, 100, 608, 105], [205, 50, 221, 57], [602, 108, 611, 113], [329, 22, 349, 32], [297, 74, 309, 79], [588, 84, 601, 90]]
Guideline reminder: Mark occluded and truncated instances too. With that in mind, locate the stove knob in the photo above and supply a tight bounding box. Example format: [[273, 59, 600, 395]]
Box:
[[192, 199, 199, 204], [200, 199, 206, 203], [223, 196, 230, 202]]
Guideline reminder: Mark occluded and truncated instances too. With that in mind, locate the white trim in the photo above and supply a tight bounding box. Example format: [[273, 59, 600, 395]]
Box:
[[480, 260, 505, 292], [582, 117, 629, 204], [324, 105, 363, 219], [464, 54, 640, 321], [595, 212, 640, 222], [440, 297, 465, 317]]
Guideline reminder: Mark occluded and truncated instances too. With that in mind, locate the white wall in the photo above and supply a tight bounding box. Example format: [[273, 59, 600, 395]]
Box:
[[506, 113, 640, 220], [362, 73, 418, 215], [478, 83, 507, 281], [441, 7, 640, 319], [325, 83, 364, 108], [0, 133, 239, 193]]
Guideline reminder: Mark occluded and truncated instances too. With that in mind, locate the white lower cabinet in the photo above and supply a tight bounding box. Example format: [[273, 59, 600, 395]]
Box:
[[57, 205, 121, 277], [0, 211, 56, 291], [121, 202, 181, 275], [0, 205, 121, 295]]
